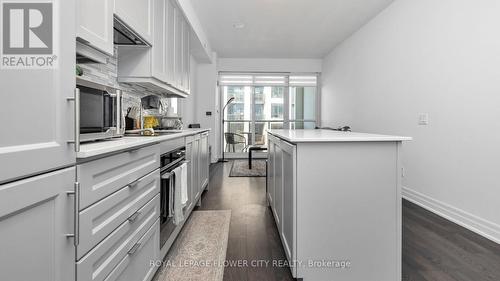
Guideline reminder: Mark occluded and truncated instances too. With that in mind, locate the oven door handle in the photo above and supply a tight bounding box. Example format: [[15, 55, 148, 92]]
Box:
[[161, 160, 190, 179], [168, 173, 174, 218]]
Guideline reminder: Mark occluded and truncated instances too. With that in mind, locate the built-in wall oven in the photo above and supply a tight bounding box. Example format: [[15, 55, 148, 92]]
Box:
[[75, 78, 124, 147], [160, 145, 187, 253]]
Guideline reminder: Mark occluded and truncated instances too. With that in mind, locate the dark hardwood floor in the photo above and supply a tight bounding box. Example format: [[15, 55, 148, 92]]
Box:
[[403, 200, 500, 281], [196, 162, 294, 281], [196, 162, 500, 281]]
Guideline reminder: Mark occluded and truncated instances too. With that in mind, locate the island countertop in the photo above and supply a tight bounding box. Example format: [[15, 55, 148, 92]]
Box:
[[267, 129, 412, 143]]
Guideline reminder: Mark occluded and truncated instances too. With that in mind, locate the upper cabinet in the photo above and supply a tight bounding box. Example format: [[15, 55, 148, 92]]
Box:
[[173, 7, 183, 90], [1, 0, 76, 184], [77, 0, 114, 56], [114, 0, 154, 45], [165, 0, 176, 84], [175, 0, 213, 63], [152, 0, 167, 82], [117, 0, 191, 97], [76, 0, 196, 97], [181, 18, 191, 93]]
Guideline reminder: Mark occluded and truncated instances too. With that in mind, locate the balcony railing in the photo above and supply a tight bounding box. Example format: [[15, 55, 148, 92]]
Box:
[[223, 120, 316, 154]]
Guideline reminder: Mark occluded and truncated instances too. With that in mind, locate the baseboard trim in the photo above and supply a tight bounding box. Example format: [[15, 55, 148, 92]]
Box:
[[402, 186, 500, 244]]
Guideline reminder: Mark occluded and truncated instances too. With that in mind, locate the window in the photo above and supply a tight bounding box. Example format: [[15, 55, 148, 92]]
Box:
[[271, 87, 284, 98], [220, 73, 319, 154], [271, 104, 284, 118]]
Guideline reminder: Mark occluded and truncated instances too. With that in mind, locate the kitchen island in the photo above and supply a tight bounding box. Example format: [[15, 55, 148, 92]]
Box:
[[267, 129, 411, 281]]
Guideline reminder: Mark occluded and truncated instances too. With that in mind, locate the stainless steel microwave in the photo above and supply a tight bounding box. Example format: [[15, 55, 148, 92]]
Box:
[[76, 79, 124, 144]]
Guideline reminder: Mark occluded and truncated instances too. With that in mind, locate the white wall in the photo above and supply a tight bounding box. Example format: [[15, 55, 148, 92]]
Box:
[[321, 0, 500, 243], [195, 52, 220, 163], [218, 58, 322, 73], [181, 53, 219, 163]]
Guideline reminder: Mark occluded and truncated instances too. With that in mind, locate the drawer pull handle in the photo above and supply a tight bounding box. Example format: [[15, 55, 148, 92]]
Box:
[[129, 148, 141, 153], [66, 182, 80, 246], [128, 179, 141, 188], [128, 212, 140, 222], [128, 243, 141, 255]]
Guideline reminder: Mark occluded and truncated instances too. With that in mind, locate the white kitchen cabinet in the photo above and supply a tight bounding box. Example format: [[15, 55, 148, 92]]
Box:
[[104, 220, 160, 281], [273, 139, 283, 230], [280, 140, 296, 270], [267, 136, 276, 206], [77, 0, 114, 56], [181, 18, 191, 93], [77, 144, 161, 209], [173, 4, 183, 90], [185, 137, 195, 211], [152, 0, 167, 82], [0, 167, 76, 281], [114, 0, 154, 45], [77, 169, 160, 259], [267, 130, 406, 281], [165, 0, 176, 83], [117, 0, 191, 97], [77, 196, 160, 281], [191, 134, 201, 200], [0, 0, 76, 184], [171, 0, 191, 93], [185, 131, 209, 206], [267, 135, 296, 276], [199, 132, 210, 189]]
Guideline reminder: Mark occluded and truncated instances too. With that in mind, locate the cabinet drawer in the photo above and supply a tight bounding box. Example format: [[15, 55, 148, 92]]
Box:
[[77, 169, 160, 259], [77, 194, 160, 281], [159, 137, 185, 154], [77, 144, 161, 209], [104, 219, 160, 281]]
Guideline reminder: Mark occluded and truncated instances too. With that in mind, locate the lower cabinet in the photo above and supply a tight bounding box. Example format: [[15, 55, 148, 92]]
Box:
[[77, 144, 161, 210], [186, 131, 210, 207], [267, 137, 275, 205], [185, 137, 195, 211], [186, 134, 200, 202], [76, 145, 161, 281], [280, 140, 296, 268], [76, 195, 160, 281], [273, 141, 283, 229], [0, 167, 76, 281], [101, 220, 160, 281], [77, 169, 161, 259], [199, 132, 210, 189], [267, 135, 297, 277]]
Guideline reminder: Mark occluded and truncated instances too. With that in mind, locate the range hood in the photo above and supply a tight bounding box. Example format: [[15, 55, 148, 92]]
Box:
[[114, 17, 150, 46]]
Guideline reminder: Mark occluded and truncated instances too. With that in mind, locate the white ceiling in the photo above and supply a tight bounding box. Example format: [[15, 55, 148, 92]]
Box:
[[190, 0, 395, 58]]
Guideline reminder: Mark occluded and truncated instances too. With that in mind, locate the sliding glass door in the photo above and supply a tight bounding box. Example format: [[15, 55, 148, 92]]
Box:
[[220, 73, 318, 158], [223, 85, 252, 154]]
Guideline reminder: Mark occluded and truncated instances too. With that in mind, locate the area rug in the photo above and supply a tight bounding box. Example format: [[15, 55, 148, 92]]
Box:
[[229, 160, 266, 177], [154, 210, 231, 281]]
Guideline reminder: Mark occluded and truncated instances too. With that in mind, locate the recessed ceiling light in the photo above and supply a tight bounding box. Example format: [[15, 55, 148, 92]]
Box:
[[232, 22, 245, 29]]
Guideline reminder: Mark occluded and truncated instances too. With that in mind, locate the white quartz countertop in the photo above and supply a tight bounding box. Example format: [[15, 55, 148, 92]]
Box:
[[267, 129, 412, 143], [77, 129, 210, 159]]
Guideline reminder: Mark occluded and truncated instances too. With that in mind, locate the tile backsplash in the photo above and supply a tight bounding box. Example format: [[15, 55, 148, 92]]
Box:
[[77, 47, 171, 120]]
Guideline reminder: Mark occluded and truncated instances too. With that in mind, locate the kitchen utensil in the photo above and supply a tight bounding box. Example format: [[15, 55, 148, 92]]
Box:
[[161, 117, 183, 130]]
